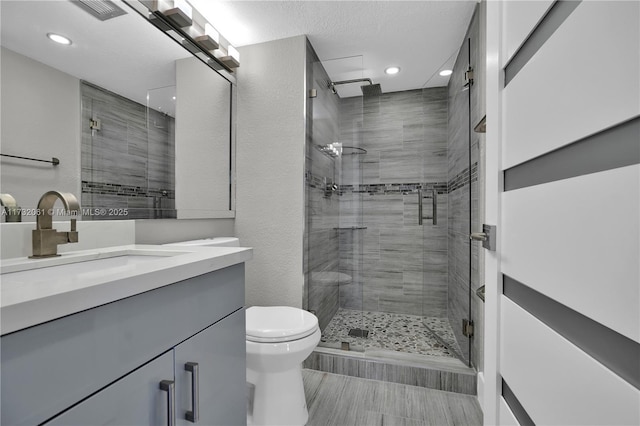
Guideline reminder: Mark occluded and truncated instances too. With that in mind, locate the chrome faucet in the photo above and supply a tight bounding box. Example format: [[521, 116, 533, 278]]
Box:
[[0, 193, 21, 222], [30, 191, 79, 258]]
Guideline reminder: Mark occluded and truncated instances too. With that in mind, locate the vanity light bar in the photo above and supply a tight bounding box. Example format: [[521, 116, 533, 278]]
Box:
[[144, 0, 239, 70]]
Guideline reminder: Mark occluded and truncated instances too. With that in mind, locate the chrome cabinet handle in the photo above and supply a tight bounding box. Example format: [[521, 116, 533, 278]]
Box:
[[185, 362, 200, 423], [418, 189, 437, 226], [160, 380, 176, 426]]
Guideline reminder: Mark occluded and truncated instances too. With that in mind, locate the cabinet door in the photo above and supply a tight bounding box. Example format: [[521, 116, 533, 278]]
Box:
[[175, 308, 246, 426], [45, 351, 175, 426]]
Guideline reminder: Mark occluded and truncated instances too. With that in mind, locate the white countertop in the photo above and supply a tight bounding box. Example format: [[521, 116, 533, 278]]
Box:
[[0, 244, 252, 335]]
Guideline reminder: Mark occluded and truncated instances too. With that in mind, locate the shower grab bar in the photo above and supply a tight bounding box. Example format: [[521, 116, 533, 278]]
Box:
[[418, 189, 437, 225]]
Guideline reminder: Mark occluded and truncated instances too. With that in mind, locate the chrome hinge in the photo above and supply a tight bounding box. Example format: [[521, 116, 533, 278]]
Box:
[[464, 66, 474, 88], [463, 319, 474, 338], [89, 118, 101, 131]]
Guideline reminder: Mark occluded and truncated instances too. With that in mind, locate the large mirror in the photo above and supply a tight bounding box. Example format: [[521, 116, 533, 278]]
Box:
[[0, 0, 234, 220]]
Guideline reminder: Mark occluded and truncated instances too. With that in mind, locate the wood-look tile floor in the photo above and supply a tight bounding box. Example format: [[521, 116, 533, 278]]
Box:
[[303, 369, 482, 426]]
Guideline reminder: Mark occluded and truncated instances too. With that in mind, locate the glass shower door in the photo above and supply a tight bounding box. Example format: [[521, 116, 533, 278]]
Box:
[[422, 37, 473, 366]]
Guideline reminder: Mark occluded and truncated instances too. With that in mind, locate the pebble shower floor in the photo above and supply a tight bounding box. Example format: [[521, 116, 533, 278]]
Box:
[[320, 309, 463, 358]]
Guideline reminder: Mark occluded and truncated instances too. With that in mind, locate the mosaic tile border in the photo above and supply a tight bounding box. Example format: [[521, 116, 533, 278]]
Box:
[[306, 162, 478, 195], [448, 162, 478, 193], [82, 180, 175, 199]]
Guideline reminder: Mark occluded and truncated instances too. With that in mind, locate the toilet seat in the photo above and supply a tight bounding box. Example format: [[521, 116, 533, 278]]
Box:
[[246, 306, 319, 343]]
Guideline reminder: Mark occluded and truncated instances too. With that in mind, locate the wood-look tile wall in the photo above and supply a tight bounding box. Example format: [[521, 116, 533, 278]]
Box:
[[81, 82, 175, 220], [336, 88, 449, 317]]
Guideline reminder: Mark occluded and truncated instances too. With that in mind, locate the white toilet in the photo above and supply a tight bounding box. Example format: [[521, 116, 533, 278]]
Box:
[[246, 306, 320, 426], [164, 238, 320, 425]]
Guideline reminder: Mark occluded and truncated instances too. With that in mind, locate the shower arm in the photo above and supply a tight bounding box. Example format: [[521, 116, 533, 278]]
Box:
[[329, 78, 373, 93]]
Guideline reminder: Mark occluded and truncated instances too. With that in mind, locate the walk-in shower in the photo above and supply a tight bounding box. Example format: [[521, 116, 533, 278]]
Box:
[[305, 48, 478, 371]]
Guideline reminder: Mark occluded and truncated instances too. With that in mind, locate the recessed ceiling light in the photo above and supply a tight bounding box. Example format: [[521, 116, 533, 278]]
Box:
[[385, 66, 400, 75], [439, 69, 453, 76], [47, 33, 72, 45]]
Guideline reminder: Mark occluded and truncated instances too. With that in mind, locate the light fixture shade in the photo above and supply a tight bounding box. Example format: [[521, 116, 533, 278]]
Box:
[[439, 69, 453, 76], [195, 23, 219, 50], [205, 24, 219, 43], [228, 45, 240, 62], [385, 66, 400, 75], [163, 0, 192, 27], [220, 45, 240, 68]]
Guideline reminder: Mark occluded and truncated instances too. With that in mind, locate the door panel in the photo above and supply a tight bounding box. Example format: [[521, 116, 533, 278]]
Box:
[[45, 351, 174, 426]]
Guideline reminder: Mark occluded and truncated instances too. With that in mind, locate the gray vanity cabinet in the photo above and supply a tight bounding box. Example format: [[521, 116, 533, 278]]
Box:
[[1, 264, 246, 426], [45, 310, 246, 426], [175, 309, 246, 426]]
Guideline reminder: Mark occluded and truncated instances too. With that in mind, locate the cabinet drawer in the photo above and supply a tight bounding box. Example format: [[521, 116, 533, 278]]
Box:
[[45, 351, 175, 426], [1, 264, 244, 425]]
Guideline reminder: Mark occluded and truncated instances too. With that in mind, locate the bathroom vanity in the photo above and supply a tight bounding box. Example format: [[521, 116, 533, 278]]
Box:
[[0, 245, 252, 425]]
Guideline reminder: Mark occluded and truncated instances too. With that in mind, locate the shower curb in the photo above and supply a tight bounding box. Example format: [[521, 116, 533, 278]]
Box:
[[303, 350, 477, 395]]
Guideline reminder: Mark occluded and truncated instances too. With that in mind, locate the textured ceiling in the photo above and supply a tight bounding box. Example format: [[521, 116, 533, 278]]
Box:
[[189, 0, 477, 97]]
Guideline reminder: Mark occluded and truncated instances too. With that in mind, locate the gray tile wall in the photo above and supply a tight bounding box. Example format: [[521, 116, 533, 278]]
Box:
[[81, 82, 175, 220], [337, 88, 449, 318], [305, 42, 341, 330]]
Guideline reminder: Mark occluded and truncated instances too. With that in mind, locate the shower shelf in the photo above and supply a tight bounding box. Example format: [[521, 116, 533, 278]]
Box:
[[333, 226, 367, 230]]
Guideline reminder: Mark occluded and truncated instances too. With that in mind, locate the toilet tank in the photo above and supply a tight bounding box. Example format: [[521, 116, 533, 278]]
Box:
[[164, 237, 240, 247]]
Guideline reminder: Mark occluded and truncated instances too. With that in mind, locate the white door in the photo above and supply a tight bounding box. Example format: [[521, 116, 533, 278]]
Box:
[[483, 1, 640, 425]]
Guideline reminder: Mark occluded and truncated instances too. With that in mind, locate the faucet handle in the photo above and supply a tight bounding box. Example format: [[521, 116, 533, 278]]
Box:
[[0, 193, 22, 222]]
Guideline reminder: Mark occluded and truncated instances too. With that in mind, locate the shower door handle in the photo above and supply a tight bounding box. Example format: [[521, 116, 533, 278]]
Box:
[[418, 189, 423, 225], [431, 189, 437, 225], [418, 189, 437, 226]]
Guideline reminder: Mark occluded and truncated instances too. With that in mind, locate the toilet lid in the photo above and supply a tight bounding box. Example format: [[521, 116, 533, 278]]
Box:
[[246, 306, 319, 343]]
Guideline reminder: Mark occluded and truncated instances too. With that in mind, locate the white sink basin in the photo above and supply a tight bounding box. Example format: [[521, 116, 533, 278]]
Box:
[[1, 251, 184, 285]]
